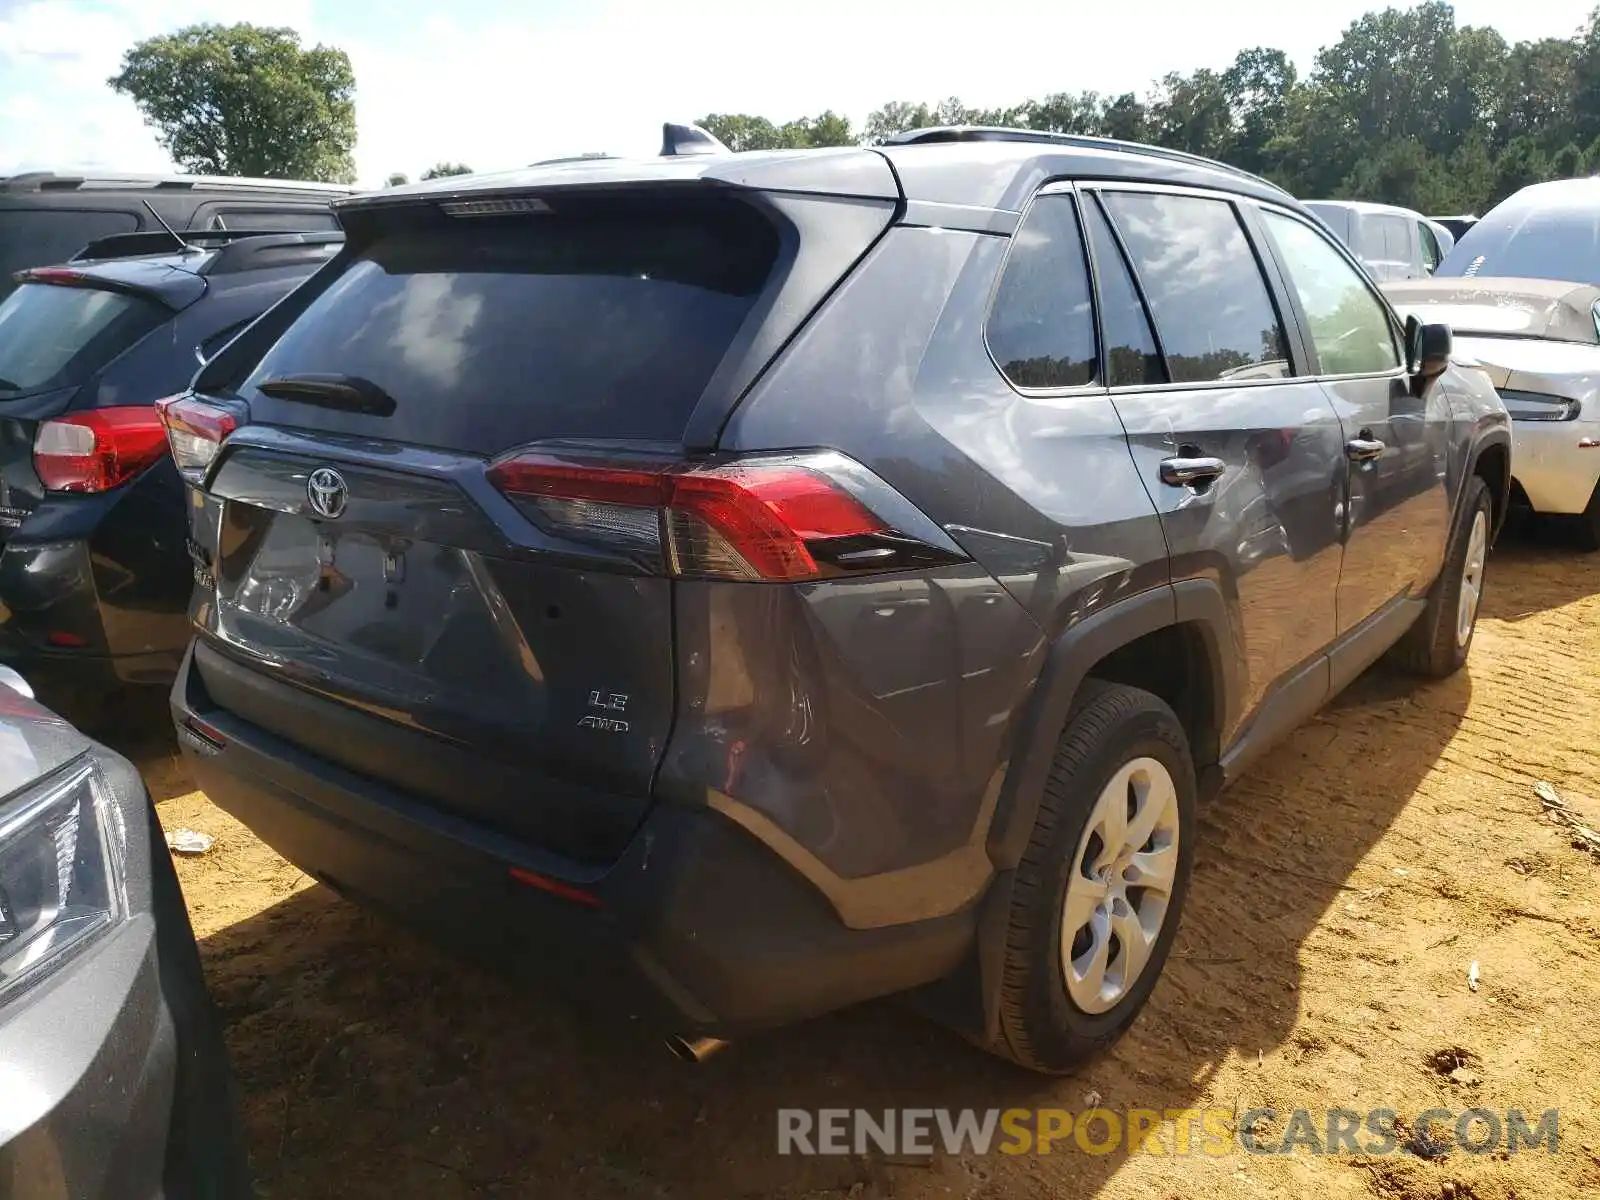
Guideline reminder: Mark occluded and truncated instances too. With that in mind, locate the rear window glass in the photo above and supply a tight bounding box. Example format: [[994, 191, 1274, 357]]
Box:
[[1438, 201, 1600, 286], [0, 283, 165, 400], [237, 200, 779, 449], [0, 210, 139, 298]]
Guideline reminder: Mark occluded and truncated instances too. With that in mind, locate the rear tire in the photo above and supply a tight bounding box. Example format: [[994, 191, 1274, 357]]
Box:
[[984, 681, 1196, 1074], [1389, 475, 1492, 678]]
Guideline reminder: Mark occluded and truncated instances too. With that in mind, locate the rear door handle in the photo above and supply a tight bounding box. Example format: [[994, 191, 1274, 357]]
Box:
[[1159, 456, 1226, 487], [1345, 437, 1386, 462]]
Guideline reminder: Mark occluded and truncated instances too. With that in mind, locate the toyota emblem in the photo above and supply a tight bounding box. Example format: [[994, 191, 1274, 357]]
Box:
[[307, 467, 348, 519]]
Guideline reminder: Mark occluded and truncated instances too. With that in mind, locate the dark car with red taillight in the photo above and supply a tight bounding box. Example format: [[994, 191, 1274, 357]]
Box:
[[0, 229, 340, 716]]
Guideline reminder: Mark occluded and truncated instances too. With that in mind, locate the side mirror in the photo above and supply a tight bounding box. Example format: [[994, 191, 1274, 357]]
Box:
[[1406, 314, 1452, 379]]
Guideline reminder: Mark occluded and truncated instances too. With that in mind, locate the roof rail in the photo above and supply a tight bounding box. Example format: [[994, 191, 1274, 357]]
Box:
[[1, 170, 356, 195], [882, 126, 1280, 191], [72, 227, 342, 262]]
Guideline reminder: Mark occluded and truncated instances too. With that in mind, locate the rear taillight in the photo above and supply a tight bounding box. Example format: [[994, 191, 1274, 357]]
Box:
[[156, 395, 238, 483], [33, 408, 169, 494], [487, 450, 957, 582]]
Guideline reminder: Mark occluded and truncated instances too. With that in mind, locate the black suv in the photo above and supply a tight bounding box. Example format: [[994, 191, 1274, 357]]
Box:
[[0, 170, 353, 300], [0, 230, 342, 706], [166, 127, 1511, 1072]]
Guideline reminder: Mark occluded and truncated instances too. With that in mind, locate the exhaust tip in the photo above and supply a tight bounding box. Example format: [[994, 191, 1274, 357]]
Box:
[[666, 1034, 728, 1064]]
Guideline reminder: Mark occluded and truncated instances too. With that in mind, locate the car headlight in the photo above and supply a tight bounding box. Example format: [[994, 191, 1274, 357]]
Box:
[[1498, 389, 1582, 422], [0, 756, 126, 1003]]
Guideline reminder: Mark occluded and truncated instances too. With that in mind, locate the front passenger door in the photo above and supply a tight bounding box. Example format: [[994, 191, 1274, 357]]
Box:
[[1256, 208, 1453, 640]]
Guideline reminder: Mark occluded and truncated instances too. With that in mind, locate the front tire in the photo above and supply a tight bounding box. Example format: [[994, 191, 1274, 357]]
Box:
[[985, 681, 1197, 1074], [1389, 475, 1492, 678]]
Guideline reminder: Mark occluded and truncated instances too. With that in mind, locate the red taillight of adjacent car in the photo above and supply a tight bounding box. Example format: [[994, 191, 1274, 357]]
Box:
[[487, 452, 904, 582], [33, 408, 170, 493], [155, 394, 238, 483]]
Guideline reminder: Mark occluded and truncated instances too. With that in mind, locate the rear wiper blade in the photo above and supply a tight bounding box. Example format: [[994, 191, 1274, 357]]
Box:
[[254, 373, 397, 417]]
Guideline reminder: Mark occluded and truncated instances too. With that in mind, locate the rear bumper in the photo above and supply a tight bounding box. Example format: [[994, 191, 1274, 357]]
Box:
[[0, 466, 193, 687], [171, 642, 975, 1036], [1512, 417, 1600, 515]]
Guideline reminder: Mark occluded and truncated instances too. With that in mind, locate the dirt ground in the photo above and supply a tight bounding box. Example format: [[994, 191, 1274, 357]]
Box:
[[117, 524, 1600, 1200]]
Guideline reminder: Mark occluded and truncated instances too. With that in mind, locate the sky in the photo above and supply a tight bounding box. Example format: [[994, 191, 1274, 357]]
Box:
[[1, 0, 1596, 187]]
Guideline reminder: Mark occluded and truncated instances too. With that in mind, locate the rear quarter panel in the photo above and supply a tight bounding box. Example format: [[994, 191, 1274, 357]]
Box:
[[674, 224, 1166, 924]]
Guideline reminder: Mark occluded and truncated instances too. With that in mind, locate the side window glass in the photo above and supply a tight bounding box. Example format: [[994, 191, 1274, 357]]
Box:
[[1419, 222, 1442, 272], [1355, 216, 1387, 262], [986, 194, 1097, 389], [1083, 198, 1165, 387], [1261, 210, 1401, 376], [1383, 217, 1412, 265], [1102, 192, 1288, 384]]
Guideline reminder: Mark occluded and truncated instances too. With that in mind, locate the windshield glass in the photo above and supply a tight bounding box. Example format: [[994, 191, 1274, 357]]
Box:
[[1437, 199, 1600, 286], [0, 283, 165, 399]]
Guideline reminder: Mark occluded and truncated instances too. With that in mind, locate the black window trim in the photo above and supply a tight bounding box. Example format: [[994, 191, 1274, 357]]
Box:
[[980, 187, 1104, 398], [1250, 200, 1410, 384], [1071, 179, 1312, 393], [1078, 189, 1169, 387]]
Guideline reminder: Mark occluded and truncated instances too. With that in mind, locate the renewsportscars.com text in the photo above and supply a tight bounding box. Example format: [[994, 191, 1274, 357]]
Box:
[[777, 1107, 1560, 1157]]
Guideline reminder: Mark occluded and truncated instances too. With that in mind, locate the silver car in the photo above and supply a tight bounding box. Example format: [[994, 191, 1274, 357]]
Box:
[[0, 666, 247, 1195], [1385, 276, 1600, 547]]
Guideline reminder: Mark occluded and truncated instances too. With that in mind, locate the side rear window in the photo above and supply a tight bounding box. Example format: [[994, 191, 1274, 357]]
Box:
[[236, 197, 779, 452], [0, 283, 166, 400], [1382, 217, 1412, 265], [1355, 215, 1388, 262], [986, 194, 1096, 390], [0, 210, 139, 296], [1083, 198, 1164, 388], [1102, 192, 1288, 384]]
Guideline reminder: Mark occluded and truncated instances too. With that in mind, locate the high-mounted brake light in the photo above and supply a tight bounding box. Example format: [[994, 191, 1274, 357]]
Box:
[[486, 452, 949, 582], [156, 394, 238, 483], [33, 408, 169, 493]]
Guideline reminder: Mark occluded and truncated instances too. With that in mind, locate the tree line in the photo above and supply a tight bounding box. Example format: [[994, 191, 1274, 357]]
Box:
[[702, 1, 1600, 214], [107, 4, 1600, 213]]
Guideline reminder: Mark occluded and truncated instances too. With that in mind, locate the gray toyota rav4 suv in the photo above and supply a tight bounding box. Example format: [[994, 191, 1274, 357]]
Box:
[[164, 127, 1510, 1073]]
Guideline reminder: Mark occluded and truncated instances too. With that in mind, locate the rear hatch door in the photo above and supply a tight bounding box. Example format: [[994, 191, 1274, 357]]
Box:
[[0, 275, 177, 534], [192, 183, 897, 863]]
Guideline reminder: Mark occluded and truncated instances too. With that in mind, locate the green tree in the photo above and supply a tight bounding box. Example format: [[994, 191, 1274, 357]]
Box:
[[1100, 93, 1149, 142], [1148, 68, 1233, 158], [1493, 134, 1552, 201], [1019, 92, 1106, 135], [421, 162, 473, 179], [385, 172, 408, 187], [108, 23, 355, 182], [1223, 48, 1298, 173], [700, 113, 785, 151], [700, 111, 855, 150], [1496, 38, 1578, 149]]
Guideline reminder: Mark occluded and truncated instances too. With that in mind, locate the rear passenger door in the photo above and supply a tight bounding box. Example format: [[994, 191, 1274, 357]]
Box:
[[1254, 207, 1452, 645], [1091, 186, 1347, 733]]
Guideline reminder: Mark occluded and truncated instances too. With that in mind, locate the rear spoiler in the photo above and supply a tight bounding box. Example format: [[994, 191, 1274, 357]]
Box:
[[72, 228, 342, 263]]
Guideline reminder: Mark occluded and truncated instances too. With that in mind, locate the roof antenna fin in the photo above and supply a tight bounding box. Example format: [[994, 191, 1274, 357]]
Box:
[[141, 200, 198, 254], [660, 122, 730, 157]]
